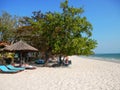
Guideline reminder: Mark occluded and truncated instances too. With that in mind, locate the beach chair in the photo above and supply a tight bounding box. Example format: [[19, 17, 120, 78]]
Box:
[[35, 59, 45, 64], [21, 64, 36, 69], [6, 65, 25, 71], [0, 65, 20, 73]]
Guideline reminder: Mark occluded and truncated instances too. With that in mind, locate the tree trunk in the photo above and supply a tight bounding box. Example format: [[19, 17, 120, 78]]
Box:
[[43, 52, 49, 67]]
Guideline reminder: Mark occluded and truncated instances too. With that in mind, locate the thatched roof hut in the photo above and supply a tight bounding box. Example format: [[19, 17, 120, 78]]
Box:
[[3, 40, 38, 52]]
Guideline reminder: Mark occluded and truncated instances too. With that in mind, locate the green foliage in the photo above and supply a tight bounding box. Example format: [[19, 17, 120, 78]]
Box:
[[18, 0, 97, 57], [0, 11, 20, 42], [0, 0, 97, 58]]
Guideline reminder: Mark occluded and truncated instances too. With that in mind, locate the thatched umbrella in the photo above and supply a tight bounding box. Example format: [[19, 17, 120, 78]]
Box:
[[3, 40, 38, 52], [3, 40, 38, 64]]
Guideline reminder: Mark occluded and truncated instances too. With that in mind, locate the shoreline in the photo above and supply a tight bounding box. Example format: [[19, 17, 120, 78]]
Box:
[[0, 55, 120, 90], [80, 55, 120, 64]]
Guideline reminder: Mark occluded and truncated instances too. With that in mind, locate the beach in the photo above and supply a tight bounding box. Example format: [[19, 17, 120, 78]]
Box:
[[0, 55, 120, 90]]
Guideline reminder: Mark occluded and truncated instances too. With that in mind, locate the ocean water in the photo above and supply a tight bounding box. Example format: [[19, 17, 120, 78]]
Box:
[[84, 53, 120, 62]]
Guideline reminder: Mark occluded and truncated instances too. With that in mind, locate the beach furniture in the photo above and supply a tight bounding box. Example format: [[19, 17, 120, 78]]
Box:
[[0, 65, 20, 73], [52, 60, 72, 67], [21, 64, 36, 69], [6, 65, 25, 71], [35, 59, 45, 64]]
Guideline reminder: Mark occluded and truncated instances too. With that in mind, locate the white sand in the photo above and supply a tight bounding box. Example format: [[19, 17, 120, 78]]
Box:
[[0, 55, 120, 90]]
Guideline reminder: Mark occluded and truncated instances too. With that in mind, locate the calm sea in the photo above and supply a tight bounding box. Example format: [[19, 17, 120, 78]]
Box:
[[84, 53, 120, 63]]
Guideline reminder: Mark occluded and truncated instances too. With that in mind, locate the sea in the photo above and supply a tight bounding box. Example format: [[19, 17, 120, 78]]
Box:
[[82, 53, 120, 63]]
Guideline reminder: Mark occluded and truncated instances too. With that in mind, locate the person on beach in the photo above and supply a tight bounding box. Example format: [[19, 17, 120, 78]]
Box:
[[64, 56, 69, 65]]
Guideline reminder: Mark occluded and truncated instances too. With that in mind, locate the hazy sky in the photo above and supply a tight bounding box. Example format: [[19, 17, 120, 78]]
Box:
[[0, 0, 120, 53]]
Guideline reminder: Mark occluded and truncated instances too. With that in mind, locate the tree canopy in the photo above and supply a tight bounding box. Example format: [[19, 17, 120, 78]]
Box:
[[0, 0, 97, 59], [21, 0, 97, 56], [0, 11, 21, 42]]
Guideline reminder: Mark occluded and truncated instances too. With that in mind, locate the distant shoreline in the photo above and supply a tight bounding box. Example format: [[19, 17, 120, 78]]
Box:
[[80, 55, 120, 64]]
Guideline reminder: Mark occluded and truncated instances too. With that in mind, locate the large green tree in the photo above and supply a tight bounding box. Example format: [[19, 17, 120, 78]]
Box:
[[18, 0, 97, 64]]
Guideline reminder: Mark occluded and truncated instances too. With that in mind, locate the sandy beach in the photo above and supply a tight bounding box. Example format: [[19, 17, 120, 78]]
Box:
[[0, 55, 120, 90]]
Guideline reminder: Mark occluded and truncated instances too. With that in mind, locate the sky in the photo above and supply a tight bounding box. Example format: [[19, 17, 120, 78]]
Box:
[[0, 0, 120, 54]]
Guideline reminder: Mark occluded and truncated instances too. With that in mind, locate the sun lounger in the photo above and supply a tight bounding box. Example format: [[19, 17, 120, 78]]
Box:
[[6, 65, 25, 71], [35, 59, 45, 64], [21, 64, 36, 69], [0, 65, 20, 73]]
